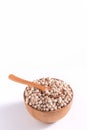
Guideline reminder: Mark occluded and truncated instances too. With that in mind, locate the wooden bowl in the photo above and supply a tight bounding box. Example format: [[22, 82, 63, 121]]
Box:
[[23, 92, 73, 123]]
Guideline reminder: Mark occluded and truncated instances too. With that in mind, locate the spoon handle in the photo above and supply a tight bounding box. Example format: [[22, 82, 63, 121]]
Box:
[[8, 74, 46, 92]]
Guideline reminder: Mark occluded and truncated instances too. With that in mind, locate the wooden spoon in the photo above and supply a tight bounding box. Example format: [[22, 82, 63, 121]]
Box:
[[8, 74, 50, 92], [8, 74, 63, 98]]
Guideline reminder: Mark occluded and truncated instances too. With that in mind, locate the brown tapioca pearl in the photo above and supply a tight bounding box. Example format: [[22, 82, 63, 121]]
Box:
[[26, 87, 30, 91], [24, 77, 73, 111], [68, 93, 73, 98], [29, 102, 32, 106], [37, 93, 41, 97], [63, 89, 67, 95], [25, 90, 29, 97], [63, 102, 67, 106], [64, 99, 69, 104], [60, 101, 65, 107], [58, 97, 62, 104], [45, 90, 50, 95], [61, 94, 65, 99], [53, 99, 57, 103], [25, 97, 29, 104], [54, 106, 57, 110], [33, 105, 37, 109], [39, 100, 42, 104], [57, 105, 61, 109], [50, 107, 54, 111], [45, 108, 49, 111], [45, 104, 49, 108], [67, 97, 71, 102], [43, 108, 46, 111], [55, 80, 60, 86], [42, 93, 45, 96], [48, 105, 52, 109]]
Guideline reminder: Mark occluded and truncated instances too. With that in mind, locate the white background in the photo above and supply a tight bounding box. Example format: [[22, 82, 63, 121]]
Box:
[[0, 0, 87, 130]]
